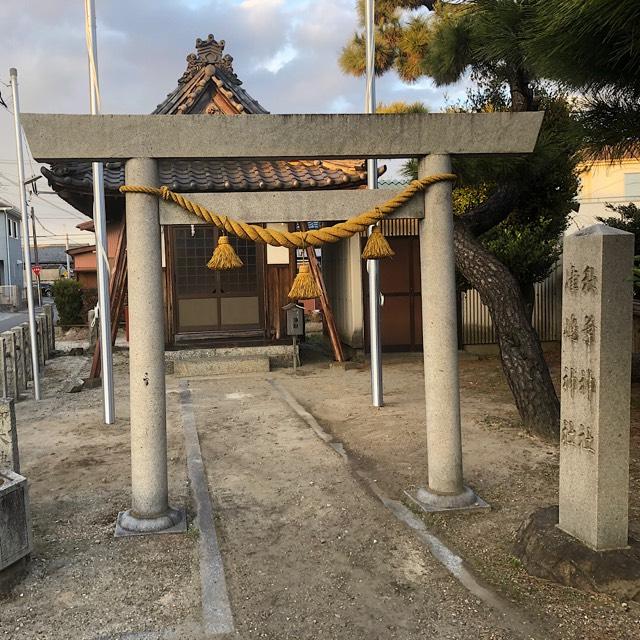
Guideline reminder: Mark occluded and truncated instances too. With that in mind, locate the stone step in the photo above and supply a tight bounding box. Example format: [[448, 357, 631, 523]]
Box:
[[172, 355, 270, 378]]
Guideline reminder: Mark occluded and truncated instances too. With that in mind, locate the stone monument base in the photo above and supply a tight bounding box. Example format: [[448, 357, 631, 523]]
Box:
[[514, 506, 640, 602]]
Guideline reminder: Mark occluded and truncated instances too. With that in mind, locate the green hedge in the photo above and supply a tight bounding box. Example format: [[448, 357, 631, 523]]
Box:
[[52, 279, 83, 327]]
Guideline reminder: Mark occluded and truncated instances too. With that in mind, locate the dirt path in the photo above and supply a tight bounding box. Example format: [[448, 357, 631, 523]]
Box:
[[187, 375, 542, 640]]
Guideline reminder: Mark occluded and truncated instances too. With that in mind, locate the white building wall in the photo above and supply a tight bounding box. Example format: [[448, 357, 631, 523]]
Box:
[[323, 234, 364, 349], [573, 159, 640, 231]]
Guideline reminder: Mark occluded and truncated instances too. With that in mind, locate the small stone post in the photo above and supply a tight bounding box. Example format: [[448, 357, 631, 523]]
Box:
[[20, 323, 32, 384], [38, 314, 50, 360], [35, 317, 45, 371], [11, 328, 26, 393], [0, 398, 18, 473], [0, 337, 7, 398], [409, 154, 485, 511], [44, 303, 55, 351], [2, 332, 19, 401], [115, 157, 184, 536], [559, 224, 635, 550]]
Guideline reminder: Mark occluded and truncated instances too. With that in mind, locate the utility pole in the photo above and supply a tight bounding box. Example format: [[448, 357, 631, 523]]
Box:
[[9, 68, 41, 401], [30, 207, 42, 307], [85, 0, 115, 424], [365, 0, 383, 407]]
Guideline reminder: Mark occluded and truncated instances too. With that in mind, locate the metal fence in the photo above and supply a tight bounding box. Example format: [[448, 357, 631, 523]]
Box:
[[461, 263, 562, 345]]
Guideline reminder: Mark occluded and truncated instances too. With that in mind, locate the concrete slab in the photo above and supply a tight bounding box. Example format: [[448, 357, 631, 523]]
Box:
[[160, 188, 424, 225], [404, 488, 490, 514]]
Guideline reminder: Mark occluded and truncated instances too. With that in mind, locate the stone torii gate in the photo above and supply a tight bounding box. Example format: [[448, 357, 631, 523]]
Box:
[[22, 111, 543, 534]]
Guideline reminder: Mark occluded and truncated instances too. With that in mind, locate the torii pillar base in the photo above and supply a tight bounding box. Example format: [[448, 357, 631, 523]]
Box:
[[115, 508, 186, 538], [405, 486, 489, 514]]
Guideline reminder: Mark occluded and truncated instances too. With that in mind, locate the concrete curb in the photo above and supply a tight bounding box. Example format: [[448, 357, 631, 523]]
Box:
[[179, 380, 235, 636]]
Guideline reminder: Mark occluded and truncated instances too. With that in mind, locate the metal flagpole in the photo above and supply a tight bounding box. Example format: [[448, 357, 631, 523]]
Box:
[[365, 0, 383, 407], [65, 234, 71, 277], [9, 68, 41, 401], [85, 0, 115, 424]]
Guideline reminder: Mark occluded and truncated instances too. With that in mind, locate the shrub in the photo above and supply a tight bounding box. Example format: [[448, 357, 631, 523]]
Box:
[[52, 279, 83, 327]]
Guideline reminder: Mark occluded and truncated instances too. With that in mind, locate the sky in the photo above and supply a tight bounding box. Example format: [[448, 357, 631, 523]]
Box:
[[0, 0, 467, 246]]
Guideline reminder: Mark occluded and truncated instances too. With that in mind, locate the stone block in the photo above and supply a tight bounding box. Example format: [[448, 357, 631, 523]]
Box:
[[0, 399, 18, 473], [173, 355, 270, 378], [0, 470, 32, 572]]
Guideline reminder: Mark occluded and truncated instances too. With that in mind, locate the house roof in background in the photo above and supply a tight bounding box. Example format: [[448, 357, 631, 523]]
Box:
[[42, 34, 380, 218], [0, 198, 22, 217], [66, 244, 95, 256], [35, 245, 71, 265]]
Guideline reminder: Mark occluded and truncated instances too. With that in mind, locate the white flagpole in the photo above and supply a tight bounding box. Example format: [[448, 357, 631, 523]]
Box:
[[365, 0, 383, 407], [85, 0, 115, 424], [9, 68, 41, 401]]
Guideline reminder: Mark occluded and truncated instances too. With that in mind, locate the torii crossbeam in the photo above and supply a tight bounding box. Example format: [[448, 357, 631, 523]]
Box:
[[22, 111, 543, 534]]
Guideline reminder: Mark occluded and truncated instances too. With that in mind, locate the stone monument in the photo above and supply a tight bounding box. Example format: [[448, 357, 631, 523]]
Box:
[[515, 224, 639, 600], [559, 224, 634, 551]]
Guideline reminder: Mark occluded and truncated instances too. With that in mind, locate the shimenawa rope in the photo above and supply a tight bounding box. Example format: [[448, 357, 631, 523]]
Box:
[[119, 173, 456, 249]]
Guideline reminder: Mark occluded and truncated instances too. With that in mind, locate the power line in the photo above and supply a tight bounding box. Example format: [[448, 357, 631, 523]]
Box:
[[0, 170, 87, 220]]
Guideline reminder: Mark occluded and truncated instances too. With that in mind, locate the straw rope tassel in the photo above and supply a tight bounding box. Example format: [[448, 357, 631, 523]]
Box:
[[207, 234, 243, 271], [288, 263, 321, 300], [361, 224, 395, 259]]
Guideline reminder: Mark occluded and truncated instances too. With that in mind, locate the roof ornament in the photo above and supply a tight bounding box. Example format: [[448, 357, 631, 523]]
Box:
[[178, 34, 241, 86]]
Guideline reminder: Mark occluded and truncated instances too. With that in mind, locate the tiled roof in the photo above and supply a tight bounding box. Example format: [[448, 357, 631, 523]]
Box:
[[43, 158, 369, 194], [43, 35, 379, 218]]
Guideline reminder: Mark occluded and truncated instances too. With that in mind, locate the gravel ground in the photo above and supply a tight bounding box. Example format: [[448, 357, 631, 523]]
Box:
[[0, 348, 201, 639], [2, 336, 638, 639], [281, 346, 640, 640]]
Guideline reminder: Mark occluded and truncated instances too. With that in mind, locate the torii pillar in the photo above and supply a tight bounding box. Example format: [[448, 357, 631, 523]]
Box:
[[115, 157, 186, 535], [409, 154, 488, 511]]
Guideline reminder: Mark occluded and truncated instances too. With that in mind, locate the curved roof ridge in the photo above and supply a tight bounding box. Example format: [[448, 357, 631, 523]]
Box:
[[154, 34, 268, 115]]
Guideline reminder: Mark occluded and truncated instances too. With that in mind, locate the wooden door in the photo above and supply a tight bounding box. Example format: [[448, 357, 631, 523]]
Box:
[[172, 226, 264, 338], [364, 236, 422, 351]]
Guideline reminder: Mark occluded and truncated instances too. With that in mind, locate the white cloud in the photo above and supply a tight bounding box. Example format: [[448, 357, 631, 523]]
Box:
[[0, 0, 466, 241], [258, 44, 298, 74]]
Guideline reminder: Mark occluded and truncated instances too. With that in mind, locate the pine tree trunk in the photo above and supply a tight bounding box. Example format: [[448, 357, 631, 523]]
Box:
[[454, 220, 560, 439]]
